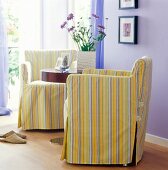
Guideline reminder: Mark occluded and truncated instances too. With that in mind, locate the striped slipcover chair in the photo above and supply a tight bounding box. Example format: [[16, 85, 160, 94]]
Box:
[[61, 57, 152, 165], [18, 50, 77, 130]]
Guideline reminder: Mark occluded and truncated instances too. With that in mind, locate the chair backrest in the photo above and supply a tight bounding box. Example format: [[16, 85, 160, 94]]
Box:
[[25, 50, 77, 81], [83, 68, 132, 76]]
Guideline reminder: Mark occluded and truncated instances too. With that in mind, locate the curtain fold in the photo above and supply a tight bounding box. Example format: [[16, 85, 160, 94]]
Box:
[[91, 0, 104, 69], [0, 0, 10, 115]]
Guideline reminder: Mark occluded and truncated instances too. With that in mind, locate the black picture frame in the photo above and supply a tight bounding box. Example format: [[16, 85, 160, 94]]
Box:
[[119, 0, 138, 9], [118, 16, 138, 44]]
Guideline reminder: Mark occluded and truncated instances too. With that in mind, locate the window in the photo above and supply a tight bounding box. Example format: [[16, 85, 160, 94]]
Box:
[[5, 0, 20, 109], [73, 0, 91, 24], [42, 0, 91, 49], [68, 0, 91, 49], [4, 0, 91, 109], [5, 0, 19, 85]]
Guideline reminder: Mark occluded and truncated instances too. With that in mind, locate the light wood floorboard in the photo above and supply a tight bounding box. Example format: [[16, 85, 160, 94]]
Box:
[[0, 113, 168, 170]]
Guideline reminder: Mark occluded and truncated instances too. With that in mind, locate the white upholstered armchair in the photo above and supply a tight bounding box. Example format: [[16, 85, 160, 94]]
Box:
[[61, 57, 152, 165], [18, 50, 77, 130]]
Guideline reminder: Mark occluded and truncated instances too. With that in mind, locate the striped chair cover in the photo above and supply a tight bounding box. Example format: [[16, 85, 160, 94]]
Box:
[[133, 57, 152, 164], [83, 68, 132, 76], [18, 50, 77, 130], [61, 57, 152, 165]]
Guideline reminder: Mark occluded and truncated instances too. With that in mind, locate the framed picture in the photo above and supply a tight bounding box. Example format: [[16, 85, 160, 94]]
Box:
[[118, 16, 138, 44], [55, 52, 71, 70], [119, 0, 138, 9]]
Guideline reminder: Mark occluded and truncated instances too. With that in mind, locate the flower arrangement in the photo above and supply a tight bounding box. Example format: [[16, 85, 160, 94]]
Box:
[[61, 13, 108, 51]]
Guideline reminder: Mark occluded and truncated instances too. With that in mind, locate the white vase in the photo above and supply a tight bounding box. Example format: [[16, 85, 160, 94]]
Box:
[[77, 51, 96, 70]]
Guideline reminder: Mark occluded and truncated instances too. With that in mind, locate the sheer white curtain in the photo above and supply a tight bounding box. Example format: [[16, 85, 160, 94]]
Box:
[[42, 0, 68, 49], [19, 0, 69, 56], [19, 0, 91, 54], [67, 0, 91, 50], [0, 0, 11, 115], [19, 0, 41, 61]]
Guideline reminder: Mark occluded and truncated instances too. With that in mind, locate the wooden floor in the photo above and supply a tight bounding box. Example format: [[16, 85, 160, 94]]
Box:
[[0, 115, 168, 170]]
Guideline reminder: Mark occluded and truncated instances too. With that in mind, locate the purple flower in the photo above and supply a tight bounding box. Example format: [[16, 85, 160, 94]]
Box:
[[60, 21, 67, 29], [67, 13, 74, 20], [97, 25, 105, 29], [92, 13, 99, 19], [68, 26, 75, 32]]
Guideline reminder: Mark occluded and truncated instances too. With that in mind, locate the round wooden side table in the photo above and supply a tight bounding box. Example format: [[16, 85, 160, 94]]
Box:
[[41, 68, 82, 83]]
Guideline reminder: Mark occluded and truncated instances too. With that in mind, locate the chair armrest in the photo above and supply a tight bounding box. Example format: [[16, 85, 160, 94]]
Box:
[[20, 61, 32, 85], [19, 61, 32, 96], [83, 68, 131, 76]]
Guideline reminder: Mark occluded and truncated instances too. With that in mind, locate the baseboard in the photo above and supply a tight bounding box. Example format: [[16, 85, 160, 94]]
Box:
[[145, 133, 168, 148]]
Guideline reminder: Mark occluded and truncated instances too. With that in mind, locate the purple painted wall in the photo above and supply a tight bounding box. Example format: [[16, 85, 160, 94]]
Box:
[[104, 0, 168, 139]]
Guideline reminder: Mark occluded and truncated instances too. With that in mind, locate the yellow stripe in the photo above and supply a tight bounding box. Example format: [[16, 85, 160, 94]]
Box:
[[112, 78, 117, 163], [92, 76, 97, 163], [80, 76, 85, 163], [72, 77, 78, 162], [102, 77, 109, 163], [99, 77, 103, 163], [83, 76, 90, 163], [59, 85, 64, 128], [119, 78, 123, 163]]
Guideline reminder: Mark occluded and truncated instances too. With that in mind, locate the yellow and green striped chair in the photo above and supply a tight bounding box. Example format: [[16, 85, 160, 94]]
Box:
[[18, 50, 77, 130], [61, 57, 152, 165]]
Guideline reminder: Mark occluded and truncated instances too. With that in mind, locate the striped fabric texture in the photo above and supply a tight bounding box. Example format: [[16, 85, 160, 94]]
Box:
[[61, 57, 152, 165], [18, 50, 76, 130], [25, 50, 77, 81], [134, 57, 152, 164], [18, 81, 66, 130], [83, 68, 132, 76]]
